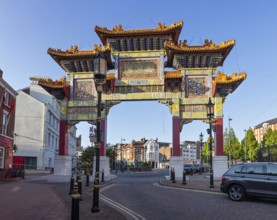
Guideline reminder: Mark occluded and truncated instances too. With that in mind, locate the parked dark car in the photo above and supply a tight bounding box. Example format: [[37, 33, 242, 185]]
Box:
[[184, 164, 194, 174], [220, 162, 277, 201]]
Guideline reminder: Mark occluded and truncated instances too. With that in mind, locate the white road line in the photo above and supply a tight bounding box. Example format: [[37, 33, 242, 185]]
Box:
[[153, 182, 222, 195], [99, 184, 146, 220]]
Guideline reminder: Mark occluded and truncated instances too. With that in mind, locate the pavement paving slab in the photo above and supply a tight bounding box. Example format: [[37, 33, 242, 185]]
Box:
[[0, 174, 125, 220]]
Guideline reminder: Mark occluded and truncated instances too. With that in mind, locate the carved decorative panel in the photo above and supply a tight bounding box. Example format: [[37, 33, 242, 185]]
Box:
[[181, 105, 206, 112], [74, 80, 96, 99], [67, 107, 97, 114], [187, 77, 206, 97], [120, 59, 158, 79]]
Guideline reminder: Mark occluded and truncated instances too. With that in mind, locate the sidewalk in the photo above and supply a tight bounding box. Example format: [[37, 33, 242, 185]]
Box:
[[159, 172, 221, 192], [0, 174, 125, 220]]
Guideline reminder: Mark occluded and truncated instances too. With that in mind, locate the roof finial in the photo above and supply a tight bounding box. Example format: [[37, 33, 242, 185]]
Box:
[[157, 22, 167, 30], [112, 24, 123, 32], [67, 45, 78, 53]]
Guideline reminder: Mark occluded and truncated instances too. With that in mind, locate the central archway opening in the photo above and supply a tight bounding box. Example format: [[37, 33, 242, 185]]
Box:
[[107, 101, 172, 145]]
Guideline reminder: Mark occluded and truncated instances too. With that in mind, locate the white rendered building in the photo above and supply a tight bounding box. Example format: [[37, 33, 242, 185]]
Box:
[[144, 139, 159, 168], [180, 141, 197, 163], [13, 84, 61, 170], [68, 125, 77, 170]]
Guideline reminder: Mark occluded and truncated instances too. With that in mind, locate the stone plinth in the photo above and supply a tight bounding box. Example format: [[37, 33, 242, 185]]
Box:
[[169, 156, 183, 180], [93, 156, 111, 177], [47, 155, 72, 183], [213, 156, 228, 179]]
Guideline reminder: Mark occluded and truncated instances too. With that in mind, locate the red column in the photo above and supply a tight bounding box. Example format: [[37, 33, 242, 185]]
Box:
[[59, 120, 68, 156], [172, 117, 181, 156], [100, 118, 107, 156], [215, 117, 223, 156]]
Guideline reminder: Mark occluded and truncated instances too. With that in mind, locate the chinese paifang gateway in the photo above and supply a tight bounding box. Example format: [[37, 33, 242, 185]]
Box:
[[34, 21, 246, 180]]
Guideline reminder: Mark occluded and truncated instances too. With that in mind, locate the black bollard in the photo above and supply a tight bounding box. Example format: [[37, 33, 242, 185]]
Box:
[[170, 168, 173, 181], [182, 170, 186, 185], [77, 174, 82, 201], [21, 168, 25, 179], [101, 169, 104, 182], [69, 174, 74, 195], [86, 169, 90, 187], [172, 168, 176, 183], [71, 182, 81, 220]]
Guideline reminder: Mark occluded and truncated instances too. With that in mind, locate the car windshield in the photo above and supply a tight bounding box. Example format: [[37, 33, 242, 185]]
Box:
[[184, 164, 192, 167]]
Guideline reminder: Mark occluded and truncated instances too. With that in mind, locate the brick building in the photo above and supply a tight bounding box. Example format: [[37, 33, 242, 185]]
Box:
[[253, 118, 277, 144], [0, 69, 17, 178]]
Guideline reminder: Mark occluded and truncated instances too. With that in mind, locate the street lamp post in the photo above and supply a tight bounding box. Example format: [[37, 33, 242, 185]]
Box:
[[199, 132, 203, 167], [206, 97, 214, 188], [91, 52, 107, 213], [244, 129, 247, 162], [228, 117, 232, 167]]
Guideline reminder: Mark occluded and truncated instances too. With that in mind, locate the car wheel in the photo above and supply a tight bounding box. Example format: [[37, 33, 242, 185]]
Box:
[[228, 184, 245, 201]]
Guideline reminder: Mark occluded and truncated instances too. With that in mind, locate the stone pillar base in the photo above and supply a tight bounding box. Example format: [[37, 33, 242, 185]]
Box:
[[93, 156, 111, 177], [47, 155, 72, 183], [169, 156, 183, 180], [213, 156, 228, 179]]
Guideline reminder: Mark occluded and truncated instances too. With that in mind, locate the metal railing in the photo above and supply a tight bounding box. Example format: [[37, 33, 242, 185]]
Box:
[[257, 145, 277, 162]]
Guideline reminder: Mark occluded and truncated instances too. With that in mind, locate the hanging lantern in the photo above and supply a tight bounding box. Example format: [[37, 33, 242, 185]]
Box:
[[93, 52, 107, 79]]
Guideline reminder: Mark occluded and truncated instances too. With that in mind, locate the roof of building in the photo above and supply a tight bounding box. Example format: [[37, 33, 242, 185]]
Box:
[[47, 44, 114, 72], [95, 21, 183, 45], [0, 71, 18, 96], [31, 76, 70, 89], [164, 39, 235, 68], [213, 71, 247, 85], [213, 71, 247, 97], [254, 118, 277, 129]]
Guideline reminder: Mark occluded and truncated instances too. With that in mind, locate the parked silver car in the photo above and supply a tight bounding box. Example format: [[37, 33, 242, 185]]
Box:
[[220, 162, 277, 201]]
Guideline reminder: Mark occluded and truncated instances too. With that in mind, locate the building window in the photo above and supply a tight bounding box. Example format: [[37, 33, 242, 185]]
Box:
[[24, 157, 37, 169], [48, 133, 51, 146], [52, 135, 54, 148], [0, 147, 4, 168], [49, 112, 52, 126], [2, 112, 8, 135], [55, 138, 58, 150], [3, 90, 9, 106]]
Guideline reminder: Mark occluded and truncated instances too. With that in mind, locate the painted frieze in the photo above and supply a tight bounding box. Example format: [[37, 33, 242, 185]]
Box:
[[74, 79, 97, 99]]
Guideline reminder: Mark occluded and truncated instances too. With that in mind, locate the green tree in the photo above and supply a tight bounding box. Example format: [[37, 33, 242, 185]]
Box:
[[202, 136, 214, 163], [81, 147, 95, 169], [261, 128, 277, 162], [262, 128, 277, 147], [241, 128, 259, 162], [223, 127, 241, 163]]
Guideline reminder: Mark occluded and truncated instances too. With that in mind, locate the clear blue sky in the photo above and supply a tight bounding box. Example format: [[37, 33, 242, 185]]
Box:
[[1, 0, 277, 147]]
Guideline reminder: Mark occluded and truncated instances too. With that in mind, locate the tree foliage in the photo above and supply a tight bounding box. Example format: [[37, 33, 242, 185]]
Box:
[[223, 127, 241, 163], [81, 147, 95, 163], [241, 128, 259, 162], [262, 128, 277, 147], [202, 136, 214, 163]]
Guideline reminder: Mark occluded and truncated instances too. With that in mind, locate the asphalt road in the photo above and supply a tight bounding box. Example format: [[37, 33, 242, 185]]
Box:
[[101, 170, 277, 220]]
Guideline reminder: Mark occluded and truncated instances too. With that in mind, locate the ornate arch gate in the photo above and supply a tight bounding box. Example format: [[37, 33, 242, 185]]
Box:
[[38, 21, 246, 181]]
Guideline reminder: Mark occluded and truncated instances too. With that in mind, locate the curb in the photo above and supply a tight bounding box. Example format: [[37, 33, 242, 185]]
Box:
[[158, 179, 221, 193]]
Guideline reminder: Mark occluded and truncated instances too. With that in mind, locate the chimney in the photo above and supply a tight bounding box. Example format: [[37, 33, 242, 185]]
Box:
[[0, 69, 3, 78]]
